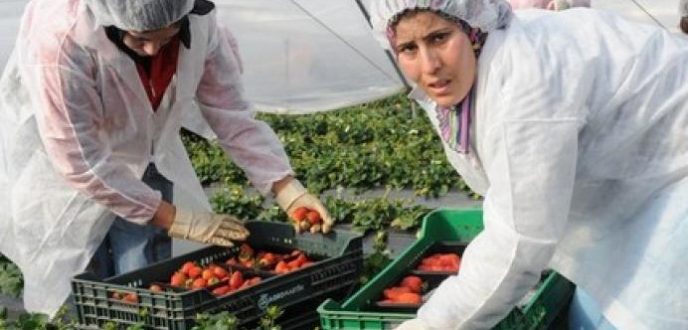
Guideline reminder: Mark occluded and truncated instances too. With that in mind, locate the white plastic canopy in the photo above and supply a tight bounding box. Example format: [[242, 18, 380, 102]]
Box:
[[0, 0, 681, 114], [213, 0, 405, 114]]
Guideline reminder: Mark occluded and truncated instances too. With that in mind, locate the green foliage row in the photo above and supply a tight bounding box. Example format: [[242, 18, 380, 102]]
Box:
[[0, 255, 21, 298], [209, 185, 432, 233], [0, 306, 75, 330], [0, 305, 283, 330], [185, 94, 474, 198], [360, 231, 393, 285]]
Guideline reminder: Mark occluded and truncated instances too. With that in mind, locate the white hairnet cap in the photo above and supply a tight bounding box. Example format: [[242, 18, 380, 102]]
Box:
[[370, 0, 513, 49], [509, 0, 589, 10], [86, 0, 195, 31]]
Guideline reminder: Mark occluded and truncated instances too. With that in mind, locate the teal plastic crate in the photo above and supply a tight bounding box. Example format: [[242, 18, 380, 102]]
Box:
[[318, 208, 574, 330]]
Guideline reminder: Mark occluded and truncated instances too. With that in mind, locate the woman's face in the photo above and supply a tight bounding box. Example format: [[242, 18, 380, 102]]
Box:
[[123, 24, 180, 57], [393, 11, 477, 108]]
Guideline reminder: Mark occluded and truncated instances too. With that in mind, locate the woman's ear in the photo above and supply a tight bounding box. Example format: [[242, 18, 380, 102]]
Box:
[[547, 0, 571, 11], [546, 0, 559, 11], [509, 0, 549, 9], [546, 0, 590, 11], [681, 16, 688, 35]]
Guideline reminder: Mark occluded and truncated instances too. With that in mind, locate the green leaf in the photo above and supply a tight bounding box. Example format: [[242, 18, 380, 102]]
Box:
[[0, 258, 23, 297]]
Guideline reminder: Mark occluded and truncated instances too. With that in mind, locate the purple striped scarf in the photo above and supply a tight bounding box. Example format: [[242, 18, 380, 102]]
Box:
[[436, 90, 472, 153]]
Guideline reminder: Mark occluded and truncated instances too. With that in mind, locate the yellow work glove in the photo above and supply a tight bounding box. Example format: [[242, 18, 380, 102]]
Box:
[[275, 179, 333, 234], [394, 319, 430, 330], [168, 208, 249, 246]]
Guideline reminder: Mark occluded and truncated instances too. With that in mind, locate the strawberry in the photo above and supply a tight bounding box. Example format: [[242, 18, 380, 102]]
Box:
[[170, 272, 187, 287], [188, 266, 202, 279], [122, 292, 138, 304], [202, 268, 215, 281], [292, 207, 310, 222], [212, 285, 231, 296], [274, 261, 290, 274], [394, 292, 421, 304], [149, 284, 163, 293], [258, 252, 276, 268], [238, 243, 254, 262], [383, 286, 412, 300], [306, 211, 322, 224], [400, 276, 423, 293], [191, 278, 207, 290], [229, 271, 244, 290], [213, 265, 229, 279], [247, 277, 262, 286], [181, 261, 196, 276]]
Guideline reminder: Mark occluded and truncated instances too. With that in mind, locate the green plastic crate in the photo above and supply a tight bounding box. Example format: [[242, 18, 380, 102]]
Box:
[[318, 208, 574, 330], [72, 221, 363, 330]]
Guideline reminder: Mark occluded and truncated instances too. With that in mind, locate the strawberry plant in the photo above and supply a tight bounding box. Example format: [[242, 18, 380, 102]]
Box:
[[0, 254, 22, 298], [182, 132, 248, 186], [209, 184, 265, 221], [208, 188, 431, 233], [0, 306, 78, 330], [192, 311, 239, 330], [361, 231, 392, 285], [192, 305, 283, 330], [183, 93, 477, 199]]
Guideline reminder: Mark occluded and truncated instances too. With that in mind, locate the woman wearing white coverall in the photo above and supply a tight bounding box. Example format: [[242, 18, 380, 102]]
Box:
[[369, 0, 688, 329], [0, 0, 332, 316]]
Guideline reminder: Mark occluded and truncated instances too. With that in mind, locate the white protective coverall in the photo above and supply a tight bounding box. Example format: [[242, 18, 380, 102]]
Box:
[[0, 0, 293, 316], [405, 9, 688, 330]]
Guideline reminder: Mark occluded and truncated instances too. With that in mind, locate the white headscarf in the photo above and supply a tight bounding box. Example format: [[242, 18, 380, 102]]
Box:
[[370, 0, 513, 49], [509, 0, 589, 10]]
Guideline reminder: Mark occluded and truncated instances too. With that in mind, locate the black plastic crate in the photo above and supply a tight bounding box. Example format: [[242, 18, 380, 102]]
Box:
[[72, 221, 363, 330]]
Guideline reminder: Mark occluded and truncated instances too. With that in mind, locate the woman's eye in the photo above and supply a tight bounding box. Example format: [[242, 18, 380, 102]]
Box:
[[431, 33, 449, 43], [397, 44, 417, 54]]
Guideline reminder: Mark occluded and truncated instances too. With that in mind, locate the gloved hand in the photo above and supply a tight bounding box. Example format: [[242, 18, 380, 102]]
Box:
[[394, 318, 430, 330], [168, 208, 249, 246], [275, 178, 333, 233]]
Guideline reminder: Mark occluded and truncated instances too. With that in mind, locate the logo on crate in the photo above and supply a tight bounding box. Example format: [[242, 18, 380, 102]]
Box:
[[257, 284, 305, 310]]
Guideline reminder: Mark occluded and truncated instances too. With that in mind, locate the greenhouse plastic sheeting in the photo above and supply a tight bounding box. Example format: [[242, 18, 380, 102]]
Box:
[[215, 0, 404, 113], [0, 0, 681, 114]]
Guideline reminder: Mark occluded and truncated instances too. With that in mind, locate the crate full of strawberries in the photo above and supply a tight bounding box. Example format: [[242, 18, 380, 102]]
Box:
[[72, 220, 363, 330], [318, 208, 574, 330]]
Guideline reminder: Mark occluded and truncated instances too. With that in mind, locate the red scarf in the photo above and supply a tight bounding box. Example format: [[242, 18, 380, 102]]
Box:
[[135, 37, 181, 111]]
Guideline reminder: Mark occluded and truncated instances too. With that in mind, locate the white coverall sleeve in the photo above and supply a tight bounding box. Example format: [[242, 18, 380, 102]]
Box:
[[195, 15, 294, 195], [417, 93, 579, 328], [30, 39, 161, 225]]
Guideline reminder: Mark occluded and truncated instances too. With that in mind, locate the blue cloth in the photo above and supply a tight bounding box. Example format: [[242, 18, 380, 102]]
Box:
[[569, 288, 617, 330], [89, 163, 172, 278]]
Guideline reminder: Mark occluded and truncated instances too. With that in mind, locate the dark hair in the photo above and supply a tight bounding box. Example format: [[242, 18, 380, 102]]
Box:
[[681, 17, 688, 35], [389, 9, 472, 34]]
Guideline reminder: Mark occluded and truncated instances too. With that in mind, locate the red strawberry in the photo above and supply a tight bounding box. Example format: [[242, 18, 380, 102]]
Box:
[[292, 207, 310, 222], [306, 211, 322, 224], [400, 276, 423, 293]]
